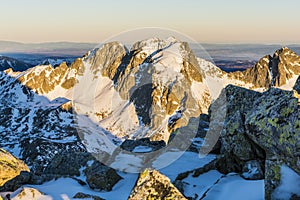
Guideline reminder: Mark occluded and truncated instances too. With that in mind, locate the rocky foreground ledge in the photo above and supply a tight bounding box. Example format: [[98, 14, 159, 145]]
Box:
[[212, 79, 300, 199]]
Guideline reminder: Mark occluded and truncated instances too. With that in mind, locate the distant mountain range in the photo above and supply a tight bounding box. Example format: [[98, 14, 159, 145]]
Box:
[[1, 40, 300, 60], [0, 56, 33, 71], [0, 41, 97, 56]]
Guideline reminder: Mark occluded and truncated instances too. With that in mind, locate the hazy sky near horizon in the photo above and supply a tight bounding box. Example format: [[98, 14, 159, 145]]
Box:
[[0, 0, 299, 44]]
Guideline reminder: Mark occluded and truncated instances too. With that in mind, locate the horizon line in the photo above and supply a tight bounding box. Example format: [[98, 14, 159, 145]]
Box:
[[1, 39, 300, 46]]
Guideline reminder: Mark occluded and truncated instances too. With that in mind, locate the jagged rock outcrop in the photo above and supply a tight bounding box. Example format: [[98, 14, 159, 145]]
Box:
[[228, 55, 272, 88], [229, 47, 300, 89], [245, 88, 300, 199], [128, 169, 187, 200], [212, 84, 300, 199], [212, 85, 265, 178], [0, 149, 29, 187], [18, 60, 84, 95]]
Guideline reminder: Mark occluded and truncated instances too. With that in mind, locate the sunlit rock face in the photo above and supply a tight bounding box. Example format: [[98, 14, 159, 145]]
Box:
[[0, 149, 29, 187], [128, 169, 187, 200]]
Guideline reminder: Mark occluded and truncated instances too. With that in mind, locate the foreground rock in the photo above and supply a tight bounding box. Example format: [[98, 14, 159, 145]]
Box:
[[245, 88, 300, 199], [212, 84, 300, 199], [0, 150, 122, 192], [84, 161, 122, 191], [213, 85, 265, 178], [0, 149, 29, 187], [129, 169, 187, 200]]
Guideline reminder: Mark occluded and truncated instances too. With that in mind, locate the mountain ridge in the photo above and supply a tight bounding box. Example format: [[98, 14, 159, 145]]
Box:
[[3, 38, 300, 144]]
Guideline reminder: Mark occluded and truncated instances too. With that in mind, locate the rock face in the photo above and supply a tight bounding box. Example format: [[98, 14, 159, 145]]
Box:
[[128, 169, 187, 200], [199, 47, 300, 103], [213, 85, 265, 177], [229, 47, 300, 89], [245, 88, 300, 199], [17, 60, 84, 95], [212, 84, 300, 199], [0, 149, 29, 187]]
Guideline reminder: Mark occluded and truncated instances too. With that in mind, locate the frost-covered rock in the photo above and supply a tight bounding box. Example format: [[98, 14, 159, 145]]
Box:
[[0, 72, 121, 192]]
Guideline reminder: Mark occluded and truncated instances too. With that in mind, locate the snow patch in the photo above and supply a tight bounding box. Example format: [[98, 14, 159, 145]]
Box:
[[273, 165, 300, 199]]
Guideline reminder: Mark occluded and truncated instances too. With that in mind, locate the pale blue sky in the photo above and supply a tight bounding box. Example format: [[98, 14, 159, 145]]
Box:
[[0, 0, 299, 43]]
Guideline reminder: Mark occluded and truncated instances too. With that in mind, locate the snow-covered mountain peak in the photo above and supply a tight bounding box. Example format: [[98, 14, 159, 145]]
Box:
[[9, 37, 211, 142]]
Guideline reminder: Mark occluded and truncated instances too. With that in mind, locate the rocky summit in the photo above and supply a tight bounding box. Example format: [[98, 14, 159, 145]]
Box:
[[15, 37, 212, 143], [228, 47, 300, 89], [0, 38, 300, 200]]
